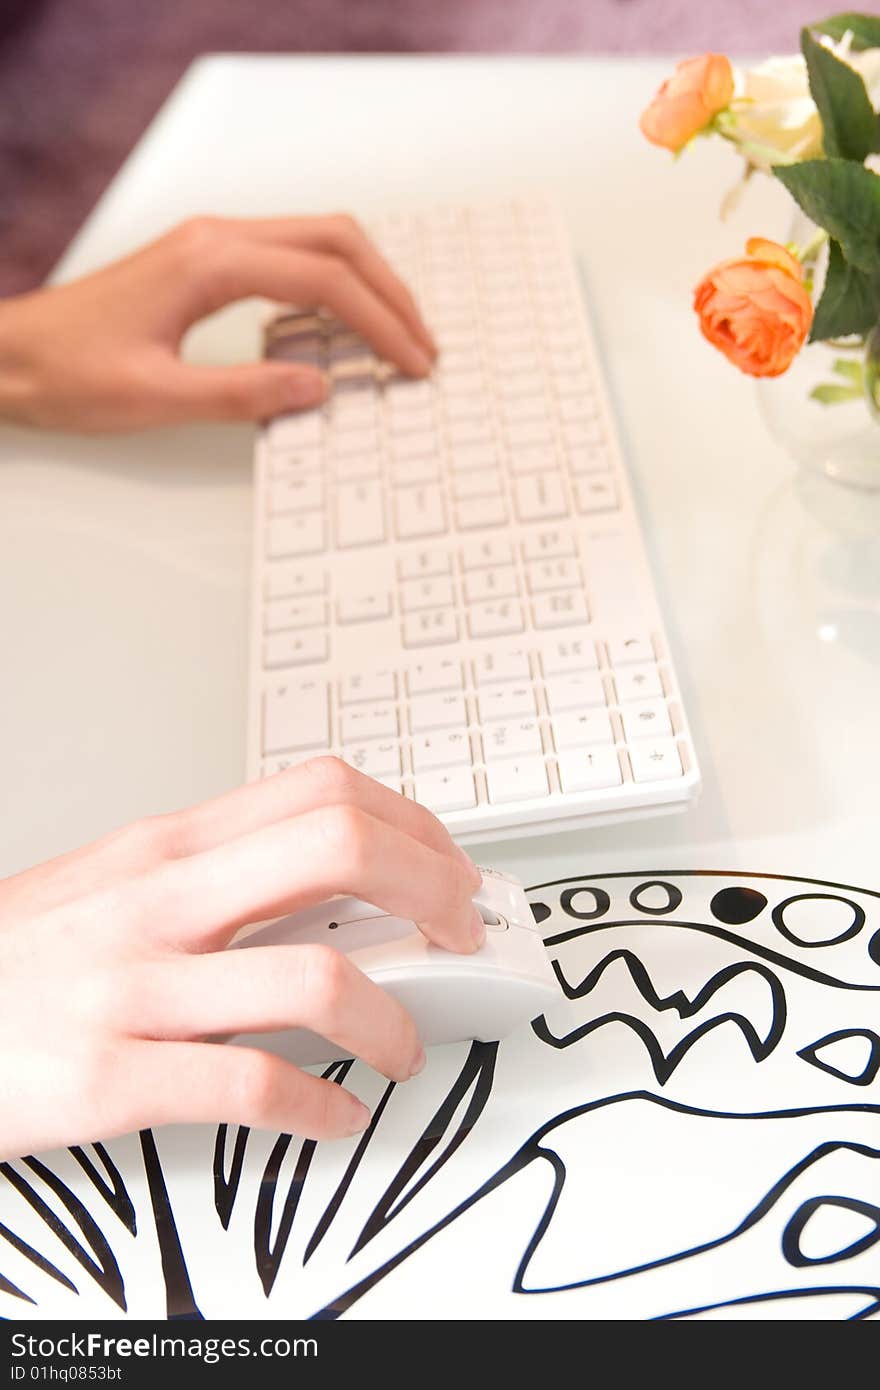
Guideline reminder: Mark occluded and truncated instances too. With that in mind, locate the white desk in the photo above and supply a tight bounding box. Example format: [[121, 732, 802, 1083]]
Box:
[[1, 55, 876, 889], [1, 58, 879, 1322]]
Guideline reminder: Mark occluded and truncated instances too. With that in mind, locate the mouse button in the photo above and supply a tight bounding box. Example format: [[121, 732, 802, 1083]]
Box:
[[473, 877, 533, 931], [475, 902, 508, 930]]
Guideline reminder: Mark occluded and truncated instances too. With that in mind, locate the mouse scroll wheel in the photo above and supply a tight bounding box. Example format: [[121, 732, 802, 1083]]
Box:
[[476, 905, 508, 931]]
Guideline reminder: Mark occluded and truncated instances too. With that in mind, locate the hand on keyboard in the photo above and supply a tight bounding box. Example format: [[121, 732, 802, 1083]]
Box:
[[0, 214, 437, 433], [0, 759, 482, 1158]]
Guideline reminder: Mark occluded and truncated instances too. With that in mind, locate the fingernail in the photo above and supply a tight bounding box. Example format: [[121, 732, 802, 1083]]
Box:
[[409, 347, 433, 377], [288, 370, 328, 408], [345, 1098, 371, 1136], [471, 905, 486, 950], [409, 1045, 426, 1078]]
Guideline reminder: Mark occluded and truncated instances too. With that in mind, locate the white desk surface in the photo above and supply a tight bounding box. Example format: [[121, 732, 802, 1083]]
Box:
[[1, 53, 877, 893], [3, 54, 880, 1326]]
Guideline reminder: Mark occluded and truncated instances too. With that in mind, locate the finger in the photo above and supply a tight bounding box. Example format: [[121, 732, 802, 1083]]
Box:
[[134, 805, 484, 954], [132, 945, 423, 1083], [119, 1040, 373, 1140], [231, 215, 437, 358], [190, 242, 432, 378], [153, 359, 328, 424], [153, 756, 477, 876]]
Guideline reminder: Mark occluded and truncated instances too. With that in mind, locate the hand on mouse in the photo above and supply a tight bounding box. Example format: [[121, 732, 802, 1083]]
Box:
[[0, 758, 483, 1159], [0, 214, 437, 433]]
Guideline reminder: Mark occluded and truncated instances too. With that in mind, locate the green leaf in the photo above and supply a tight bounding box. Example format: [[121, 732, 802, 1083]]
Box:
[[812, 12, 880, 49], [774, 160, 880, 273], [811, 239, 880, 340], [801, 26, 880, 159], [810, 382, 864, 403], [831, 355, 865, 383]]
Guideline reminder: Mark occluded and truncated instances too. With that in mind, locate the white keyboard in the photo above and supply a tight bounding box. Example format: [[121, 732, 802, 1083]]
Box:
[[247, 199, 700, 842]]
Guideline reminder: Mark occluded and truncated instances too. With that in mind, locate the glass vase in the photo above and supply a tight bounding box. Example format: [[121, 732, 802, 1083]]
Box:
[[756, 223, 880, 491]]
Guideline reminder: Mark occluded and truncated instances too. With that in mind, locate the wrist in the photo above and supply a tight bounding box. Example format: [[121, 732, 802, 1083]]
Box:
[[0, 293, 50, 428]]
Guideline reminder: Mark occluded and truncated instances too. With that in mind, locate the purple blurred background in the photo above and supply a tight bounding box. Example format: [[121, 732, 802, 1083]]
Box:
[[0, 0, 832, 294]]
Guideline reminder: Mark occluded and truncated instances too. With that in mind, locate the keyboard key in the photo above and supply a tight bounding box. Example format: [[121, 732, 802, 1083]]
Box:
[[336, 481, 386, 548], [264, 598, 326, 633], [508, 420, 552, 448], [509, 447, 559, 476], [332, 428, 379, 459], [614, 663, 663, 701], [514, 475, 568, 522], [463, 566, 519, 603], [468, 600, 524, 639], [450, 443, 498, 473], [264, 631, 329, 669], [398, 548, 452, 580], [608, 634, 655, 665], [486, 756, 549, 803], [267, 448, 322, 479], [392, 456, 442, 486], [472, 648, 530, 685], [264, 563, 327, 601], [407, 657, 462, 694], [452, 469, 502, 500], [502, 394, 549, 423], [522, 529, 576, 561], [574, 477, 619, 514], [478, 683, 535, 722], [540, 637, 599, 675], [340, 703, 398, 743], [544, 672, 606, 712], [481, 717, 542, 763], [341, 739, 401, 778], [267, 513, 325, 559], [415, 766, 478, 812], [526, 558, 581, 593], [621, 699, 673, 741], [557, 746, 622, 792], [395, 487, 447, 539], [334, 452, 382, 482], [392, 431, 437, 460], [267, 476, 325, 515], [339, 671, 396, 705], [552, 708, 614, 749], [455, 495, 509, 530], [409, 692, 467, 733], [386, 379, 434, 409], [411, 728, 471, 772], [628, 739, 683, 782], [336, 591, 392, 623], [400, 577, 456, 613], [402, 610, 459, 647], [268, 411, 323, 450], [461, 537, 515, 570], [562, 418, 604, 450], [566, 444, 610, 476], [262, 678, 329, 755], [532, 590, 590, 629], [448, 419, 493, 449]]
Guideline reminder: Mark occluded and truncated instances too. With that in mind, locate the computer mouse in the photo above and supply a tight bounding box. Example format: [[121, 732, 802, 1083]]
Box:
[[230, 867, 558, 1068]]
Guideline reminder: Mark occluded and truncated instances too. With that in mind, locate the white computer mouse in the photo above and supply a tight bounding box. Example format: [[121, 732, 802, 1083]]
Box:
[[231, 867, 558, 1067]]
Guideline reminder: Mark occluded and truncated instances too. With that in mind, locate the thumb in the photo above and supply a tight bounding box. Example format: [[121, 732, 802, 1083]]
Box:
[[163, 360, 328, 423]]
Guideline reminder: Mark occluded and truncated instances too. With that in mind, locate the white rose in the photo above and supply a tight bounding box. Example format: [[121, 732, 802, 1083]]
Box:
[[725, 33, 880, 172]]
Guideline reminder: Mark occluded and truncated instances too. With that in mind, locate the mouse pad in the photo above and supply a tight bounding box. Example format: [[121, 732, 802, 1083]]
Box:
[[1, 870, 878, 1321]]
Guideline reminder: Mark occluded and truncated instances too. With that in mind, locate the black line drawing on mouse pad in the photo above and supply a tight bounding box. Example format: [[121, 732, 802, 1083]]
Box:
[[2, 870, 878, 1320]]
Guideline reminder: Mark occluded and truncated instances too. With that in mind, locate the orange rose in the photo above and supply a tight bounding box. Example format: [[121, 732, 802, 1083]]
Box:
[[640, 54, 735, 152], [693, 238, 814, 379]]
